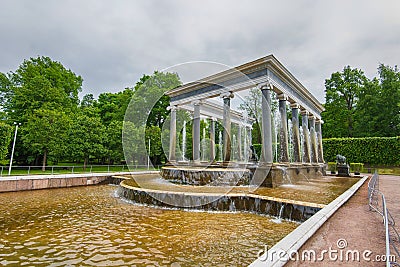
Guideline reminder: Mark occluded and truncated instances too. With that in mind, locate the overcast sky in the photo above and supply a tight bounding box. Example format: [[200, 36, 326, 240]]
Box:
[[1, 0, 399, 103]]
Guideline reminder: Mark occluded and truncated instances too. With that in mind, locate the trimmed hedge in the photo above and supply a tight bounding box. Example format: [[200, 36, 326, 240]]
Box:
[[323, 137, 400, 166]]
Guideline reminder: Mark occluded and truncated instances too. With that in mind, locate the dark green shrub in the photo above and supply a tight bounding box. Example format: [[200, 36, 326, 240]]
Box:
[[323, 137, 400, 166]]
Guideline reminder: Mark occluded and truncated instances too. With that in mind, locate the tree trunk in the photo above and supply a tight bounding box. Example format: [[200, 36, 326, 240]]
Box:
[[42, 150, 47, 172], [84, 157, 88, 171]]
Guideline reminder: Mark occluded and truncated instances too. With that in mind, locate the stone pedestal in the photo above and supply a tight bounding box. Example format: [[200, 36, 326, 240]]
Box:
[[337, 164, 350, 177]]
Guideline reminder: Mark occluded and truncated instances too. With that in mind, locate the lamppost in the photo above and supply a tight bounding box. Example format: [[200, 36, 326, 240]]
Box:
[[8, 122, 21, 176]]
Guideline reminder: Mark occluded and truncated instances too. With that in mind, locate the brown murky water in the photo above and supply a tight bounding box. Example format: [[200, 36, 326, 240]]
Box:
[[0, 185, 298, 266]]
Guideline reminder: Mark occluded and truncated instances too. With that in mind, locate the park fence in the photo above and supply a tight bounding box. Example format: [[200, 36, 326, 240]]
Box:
[[368, 172, 400, 266], [0, 164, 162, 177]]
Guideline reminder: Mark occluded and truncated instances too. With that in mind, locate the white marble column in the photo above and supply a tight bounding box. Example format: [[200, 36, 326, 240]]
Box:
[[291, 103, 301, 163], [192, 101, 201, 163], [278, 94, 289, 163], [221, 92, 234, 162], [260, 83, 273, 164], [168, 105, 177, 162]]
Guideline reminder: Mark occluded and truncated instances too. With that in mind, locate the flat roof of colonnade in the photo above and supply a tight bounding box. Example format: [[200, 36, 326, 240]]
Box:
[[166, 54, 324, 120]]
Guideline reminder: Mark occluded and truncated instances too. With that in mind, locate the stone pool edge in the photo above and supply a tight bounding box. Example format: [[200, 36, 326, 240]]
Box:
[[117, 180, 326, 222], [249, 175, 368, 267], [0, 171, 160, 192]]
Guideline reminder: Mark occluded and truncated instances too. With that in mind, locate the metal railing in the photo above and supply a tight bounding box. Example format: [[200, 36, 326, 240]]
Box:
[[0, 164, 162, 177], [368, 172, 400, 266]]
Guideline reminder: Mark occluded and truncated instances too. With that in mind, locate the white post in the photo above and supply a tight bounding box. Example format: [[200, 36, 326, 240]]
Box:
[[8, 123, 20, 176]]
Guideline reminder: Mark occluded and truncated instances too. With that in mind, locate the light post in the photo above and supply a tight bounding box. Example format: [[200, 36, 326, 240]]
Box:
[[9, 122, 21, 176]]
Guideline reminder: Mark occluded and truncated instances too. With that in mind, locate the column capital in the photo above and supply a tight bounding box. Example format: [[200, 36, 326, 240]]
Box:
[[290, 103, 300, 109], [220, 91, 234, 99], [259, 80, 273, 90], [308, 114, 316, 120], [167, 105, 178, 111], [316, 118, 324, 124], [277, 93, 288, 101], [210, 117, 217, 122], [300, 109, 309, 116], [192, 100, 202, 106]]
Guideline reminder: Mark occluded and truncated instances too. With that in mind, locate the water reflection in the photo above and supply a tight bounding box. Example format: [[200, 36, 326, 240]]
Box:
[[0, 185, 298, 266]]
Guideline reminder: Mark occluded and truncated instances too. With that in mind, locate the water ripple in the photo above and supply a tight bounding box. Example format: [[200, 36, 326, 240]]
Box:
[[0, 185, 297, 266]]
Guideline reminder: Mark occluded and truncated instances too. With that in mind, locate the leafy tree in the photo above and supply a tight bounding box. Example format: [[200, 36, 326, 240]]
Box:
[[122, 121, 143, 165], [375, 64, 400, 136], [21, 109, 71, 170], [0, 56, 82, 166], [322, 66, 367, 138], [96, 89, 134, 126], [145, 125, 165, 165], [67, 113, 106, 169], [353, 78, 381, 137], [0, 122, 12, 161], [123, 71, 181, 165], [128, 71, 181, 127], [81, 94, 95, 108], [105, 120, 124, 164], [2, 56, 82, 122], [238, 87, 278, 144], [239, 88, 262, 144]]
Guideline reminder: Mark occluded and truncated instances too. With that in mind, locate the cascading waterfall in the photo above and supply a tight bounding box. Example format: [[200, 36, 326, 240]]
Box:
[[287, 119, 294, 162], [273, 107, 281, 162], [271, 204, 285, 224], [299, 126, 304, 162], [202, 128, 206, 161], [232, 134, 237, 161]]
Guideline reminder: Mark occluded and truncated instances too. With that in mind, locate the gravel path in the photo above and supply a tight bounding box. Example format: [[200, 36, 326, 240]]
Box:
[[285, 174, 396, 266]]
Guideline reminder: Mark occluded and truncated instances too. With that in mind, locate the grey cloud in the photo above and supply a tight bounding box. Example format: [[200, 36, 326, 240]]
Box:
[[0, 0, 399, 103]]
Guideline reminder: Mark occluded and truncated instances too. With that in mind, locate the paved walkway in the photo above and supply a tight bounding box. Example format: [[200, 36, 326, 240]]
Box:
[[286, 174, 399, 266]]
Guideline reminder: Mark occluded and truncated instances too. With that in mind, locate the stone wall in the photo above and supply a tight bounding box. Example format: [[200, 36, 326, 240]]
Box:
[[117, 181, 322, 222], [0, 174, 127, 193]]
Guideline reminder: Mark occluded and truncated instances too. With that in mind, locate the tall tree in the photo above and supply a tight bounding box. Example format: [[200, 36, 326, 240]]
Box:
[[21, 109, 71, 170], [105, 120, 124, 164], [0, 56, 82, 166], [239, 88, 263, 144], [127, 72, 181, 126], [376, 64, 400, 136], [123, 72, 181, 165], [96, 89, 134, 126], [322, 66, 367, 138], [0, 122, 12, 161], [3, 56, 82, 122], [238, 87, 278, 144], [67, 113, 106, 170], [353, 78, 381, 137]]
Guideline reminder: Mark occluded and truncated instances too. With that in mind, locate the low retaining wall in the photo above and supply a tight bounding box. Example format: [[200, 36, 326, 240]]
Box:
[[0, 172, 159, 193], [117, 182, 323, 222], [161, 164, 326, 188]]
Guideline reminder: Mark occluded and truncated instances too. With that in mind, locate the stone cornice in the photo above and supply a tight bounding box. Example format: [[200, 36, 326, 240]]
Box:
[[166, 54, 324, 115]]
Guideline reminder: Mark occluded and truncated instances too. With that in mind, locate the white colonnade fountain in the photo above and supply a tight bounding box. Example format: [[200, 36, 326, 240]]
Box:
[[162, 55, 325, 187]]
